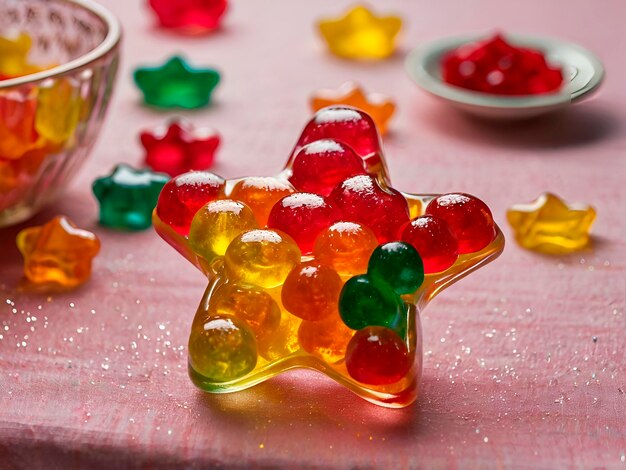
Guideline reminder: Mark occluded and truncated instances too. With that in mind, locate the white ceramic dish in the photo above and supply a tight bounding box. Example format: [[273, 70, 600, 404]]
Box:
[[405, 34, 605, 119]]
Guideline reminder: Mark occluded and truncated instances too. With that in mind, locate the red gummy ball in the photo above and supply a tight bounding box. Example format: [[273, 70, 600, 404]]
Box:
[[329, 174, 409, 243], [156, 171, 225, 235], [401, 215, 459, 273], [294, 106, 381, 159], [425, 193, 496, 254], [345, 326, 411, 385], [289, 139, 367, 196], [148, 0, 228, 32], [267, 193, 341, 254]]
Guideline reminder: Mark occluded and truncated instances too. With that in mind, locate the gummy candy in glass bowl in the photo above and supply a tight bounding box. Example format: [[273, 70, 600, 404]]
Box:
[[0, 0, 121, 227], [153, 106, 504, 408], [405, 33, 604, 119]]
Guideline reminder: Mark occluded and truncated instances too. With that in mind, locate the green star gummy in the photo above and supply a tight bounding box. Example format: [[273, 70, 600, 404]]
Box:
[[92, 164, 169, 231], [133, 56, 220, 109]]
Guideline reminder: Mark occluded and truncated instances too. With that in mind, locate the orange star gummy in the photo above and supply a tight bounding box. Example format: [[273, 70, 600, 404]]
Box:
[[16, 216, 101, 289], [507, 193, 596, 254], [310, 82, 396, 135], [317, 5, 402, 60]]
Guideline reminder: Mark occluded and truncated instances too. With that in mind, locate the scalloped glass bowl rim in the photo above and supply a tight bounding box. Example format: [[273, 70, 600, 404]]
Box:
[[0, 0, 121, 89]]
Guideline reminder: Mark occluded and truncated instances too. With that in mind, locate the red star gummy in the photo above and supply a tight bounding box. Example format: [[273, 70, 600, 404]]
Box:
[[148, 0, 228, 34], [442, 33, 564, 95], [141, 119, 220, 177], [152, 105, 504, 408]]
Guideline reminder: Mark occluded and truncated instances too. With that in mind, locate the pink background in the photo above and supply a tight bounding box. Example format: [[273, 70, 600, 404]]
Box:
[[1, 0, 625, 468]]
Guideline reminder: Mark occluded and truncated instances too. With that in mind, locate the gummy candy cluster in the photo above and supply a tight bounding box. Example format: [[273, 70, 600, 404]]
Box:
[[442, 34, 563, 95], [0, 34, 83, 212], [154, 106, 501, 406]]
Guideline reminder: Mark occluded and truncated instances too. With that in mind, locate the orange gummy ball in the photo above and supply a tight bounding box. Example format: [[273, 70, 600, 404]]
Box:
[[313, 221, 379, 276], [230, 176, 295, 226], [209, 283, 281, 340], [281, 262, 343, 321], [298, 315, 354, 364]]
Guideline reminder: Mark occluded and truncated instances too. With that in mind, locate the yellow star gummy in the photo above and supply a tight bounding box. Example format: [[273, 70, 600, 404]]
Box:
[[16, 216, 101, 289], [35, 78, 82, 144], [507, 193, 596, 254], [0, 33, 35, 78], [317, 5, 402, 60], [310, 82, 396, 135]]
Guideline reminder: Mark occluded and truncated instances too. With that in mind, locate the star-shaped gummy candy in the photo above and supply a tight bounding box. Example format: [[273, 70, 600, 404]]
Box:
[[318, 5, 402, 60], [0, 33, 43, 78], [153, 106, 503, 408], [140, 119, 220, 177], [133, 56, 220, 109], [148, 0, 228, 34], [507, 192, 596, 253], [310, 82, 396, 135], [92, 164, 169, 231], [16, 216, 100, 289]]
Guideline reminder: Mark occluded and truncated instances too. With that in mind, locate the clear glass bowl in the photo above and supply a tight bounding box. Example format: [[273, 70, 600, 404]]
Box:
[[0, 0, 121, 227]]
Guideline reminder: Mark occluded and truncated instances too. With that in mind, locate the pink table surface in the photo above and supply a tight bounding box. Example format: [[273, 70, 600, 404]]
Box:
[[1, 0, 625, 468]]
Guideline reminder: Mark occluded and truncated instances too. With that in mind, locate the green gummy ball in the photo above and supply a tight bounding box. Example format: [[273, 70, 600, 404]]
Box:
[[339, 274, 403, 330], [368, 241, 424, 295]]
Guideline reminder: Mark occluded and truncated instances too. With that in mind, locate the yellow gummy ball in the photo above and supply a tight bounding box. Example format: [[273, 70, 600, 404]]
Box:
[[188, 314, 258, 383], [224, 229, 301, 288], [189, 199, 258, 263]]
